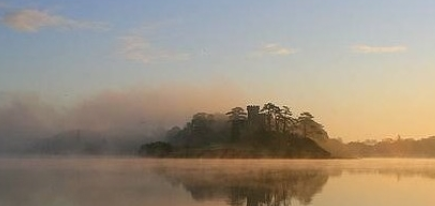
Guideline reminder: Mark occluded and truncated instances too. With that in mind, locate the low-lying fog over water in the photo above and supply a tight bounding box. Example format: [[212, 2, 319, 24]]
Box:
[[1, 158, 435, 206]]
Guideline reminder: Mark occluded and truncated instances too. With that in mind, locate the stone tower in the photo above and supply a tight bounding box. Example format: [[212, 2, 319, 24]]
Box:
[[247, 105, 260, 122], [246, 105, 265, 129]]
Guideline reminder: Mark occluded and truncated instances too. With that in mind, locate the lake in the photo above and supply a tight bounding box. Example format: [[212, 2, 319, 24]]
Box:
[[1, 158, 435, 206]]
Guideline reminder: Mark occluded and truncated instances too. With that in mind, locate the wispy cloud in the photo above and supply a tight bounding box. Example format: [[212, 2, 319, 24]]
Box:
[[119, 34, 189, 64], [251, 43, 296, 57], [1, 9, 109, 32], [351, 44, 407, 54]]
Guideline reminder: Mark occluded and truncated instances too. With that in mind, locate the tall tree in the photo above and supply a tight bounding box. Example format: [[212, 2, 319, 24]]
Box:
[[298, 112, 314, 138], [226, 107, 247, 122], [226, 107, 247, 141], [261, 103, 280, 131], [279, 106, 295, 133], [190, 112, 215, 136]]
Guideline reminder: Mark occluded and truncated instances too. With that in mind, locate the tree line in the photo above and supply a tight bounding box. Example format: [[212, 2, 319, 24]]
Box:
[[139, 102, 330, 158], [226, 103, 327, 141]]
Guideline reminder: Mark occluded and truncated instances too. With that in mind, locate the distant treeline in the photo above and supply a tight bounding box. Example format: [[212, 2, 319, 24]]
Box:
[[320, 136, 435, 158], [139, 103, 331, 158], [140, 102, 435, 159], [13, 101, 435, 158]]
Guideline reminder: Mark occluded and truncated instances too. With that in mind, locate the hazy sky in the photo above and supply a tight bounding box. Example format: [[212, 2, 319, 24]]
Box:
[[1, 0, 435, 141]]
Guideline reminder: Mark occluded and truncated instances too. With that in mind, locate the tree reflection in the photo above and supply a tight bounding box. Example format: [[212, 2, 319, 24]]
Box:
[[2, 159, 435, 206], [155, 166, 329, 206]]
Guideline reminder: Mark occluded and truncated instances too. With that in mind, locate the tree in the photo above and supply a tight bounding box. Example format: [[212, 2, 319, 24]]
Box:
[[261, 103, 281, 131], [191, 112, 214, 134], [296, 112, 328, 141], [300, 112, 314, 119], [226, 107, 247, 122], [226, 107, 247, 141], [279, 106, 295, 133], [185, 112, 215, 146], [298, 112, 314, 138]]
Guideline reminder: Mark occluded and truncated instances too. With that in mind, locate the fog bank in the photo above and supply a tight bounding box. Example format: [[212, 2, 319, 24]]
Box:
[[0, 83, 246, 153]]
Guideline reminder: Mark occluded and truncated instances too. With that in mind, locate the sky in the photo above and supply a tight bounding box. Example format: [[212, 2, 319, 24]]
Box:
[[1, 0, 435, 141]]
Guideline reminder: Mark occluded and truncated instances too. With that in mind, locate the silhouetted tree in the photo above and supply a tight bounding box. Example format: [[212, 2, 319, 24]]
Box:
[[142, 102, 331, 158], [226, 107, 247, 142], [191, 113, 214, 134], [298, 112, 314, 138], [278, 106, 295, 134], [261, 103, 280, 131], [184, 112, 216, 146], [295, 112, 328, 142]]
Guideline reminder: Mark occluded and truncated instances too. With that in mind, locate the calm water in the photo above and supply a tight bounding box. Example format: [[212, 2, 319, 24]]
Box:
[[1, 158, 435, 206]]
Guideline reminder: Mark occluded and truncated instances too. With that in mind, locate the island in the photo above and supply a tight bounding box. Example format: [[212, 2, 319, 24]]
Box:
[[139, 103, 331, 158]]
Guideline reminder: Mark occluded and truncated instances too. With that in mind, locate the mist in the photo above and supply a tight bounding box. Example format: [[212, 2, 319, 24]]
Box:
[[0, 83, 246, 154]]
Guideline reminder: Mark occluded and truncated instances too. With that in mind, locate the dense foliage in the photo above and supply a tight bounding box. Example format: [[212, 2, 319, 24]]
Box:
[[139, 102, 330, 158]]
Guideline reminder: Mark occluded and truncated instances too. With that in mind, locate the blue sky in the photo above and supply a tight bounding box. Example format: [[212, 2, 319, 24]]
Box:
[[1, 0, 435, 141]]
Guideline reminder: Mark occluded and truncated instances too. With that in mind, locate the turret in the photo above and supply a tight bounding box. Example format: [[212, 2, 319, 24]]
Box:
[[247, 105, 260, 122]]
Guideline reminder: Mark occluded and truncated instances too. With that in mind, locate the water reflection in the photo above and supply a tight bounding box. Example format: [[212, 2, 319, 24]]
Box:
[[0, 158, 183, 206], [157, 166, 328, 205], [1, 158, 435, 206], [153, 159, 435, 206]]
